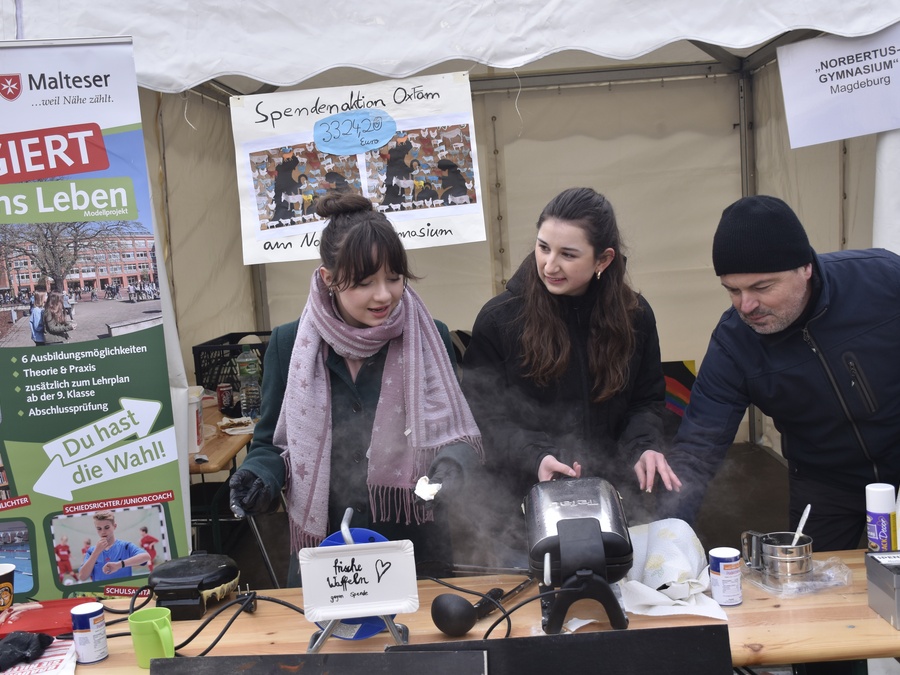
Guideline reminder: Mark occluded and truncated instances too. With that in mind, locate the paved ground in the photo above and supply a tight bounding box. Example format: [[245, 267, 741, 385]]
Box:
[[0, 294, 162, 348]]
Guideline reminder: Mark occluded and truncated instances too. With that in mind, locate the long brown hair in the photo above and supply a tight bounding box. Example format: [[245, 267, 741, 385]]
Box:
[[519, 187, 639, 402], [316, 191, 419, 290], [45, 291, 67, 324]]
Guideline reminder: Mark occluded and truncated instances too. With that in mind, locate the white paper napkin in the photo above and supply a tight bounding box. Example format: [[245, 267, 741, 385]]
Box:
[[617, 518, 728, 620]]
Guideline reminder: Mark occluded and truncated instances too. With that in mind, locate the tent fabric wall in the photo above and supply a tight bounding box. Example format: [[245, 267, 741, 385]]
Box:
[[754, 63, 876, 251], [481, 76, 742, 366], [137, 66, 878, 396], [9, 1, 882, 408], [134, 90, 195, 536], [138, 90, 256, 383], [257, 76, 744, 365]]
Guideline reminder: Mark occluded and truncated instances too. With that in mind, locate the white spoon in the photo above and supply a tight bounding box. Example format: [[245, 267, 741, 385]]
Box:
[[792, 503, 811, 546]]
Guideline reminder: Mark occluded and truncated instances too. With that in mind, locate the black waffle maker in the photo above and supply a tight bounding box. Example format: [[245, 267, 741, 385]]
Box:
[[147, 552, 240, 620]]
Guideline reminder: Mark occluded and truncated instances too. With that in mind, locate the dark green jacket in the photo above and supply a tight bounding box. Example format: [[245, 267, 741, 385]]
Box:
[[241, 318, 464, 578]]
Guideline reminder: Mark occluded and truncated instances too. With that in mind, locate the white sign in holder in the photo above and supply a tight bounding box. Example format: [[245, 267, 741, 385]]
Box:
[[298, 509, 419, 653]]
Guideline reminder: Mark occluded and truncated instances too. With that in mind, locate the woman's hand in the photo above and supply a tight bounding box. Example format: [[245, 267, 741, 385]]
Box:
[[538, 455, 582, 482], [228, 469, 275, 517], [634, 450, 682, 493]]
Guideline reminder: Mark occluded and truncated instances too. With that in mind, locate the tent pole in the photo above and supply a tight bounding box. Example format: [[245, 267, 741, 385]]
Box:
[[738, 70, 766, 447], [738, 73, 757, 198], [251, 265, 270, 331]]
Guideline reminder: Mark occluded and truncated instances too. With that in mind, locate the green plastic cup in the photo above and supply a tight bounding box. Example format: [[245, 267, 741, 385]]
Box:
[[128, 606, 174, 668]]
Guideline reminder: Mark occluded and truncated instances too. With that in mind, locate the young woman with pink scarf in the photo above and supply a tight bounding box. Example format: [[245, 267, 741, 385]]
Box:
[[229, 191, 482, 586]]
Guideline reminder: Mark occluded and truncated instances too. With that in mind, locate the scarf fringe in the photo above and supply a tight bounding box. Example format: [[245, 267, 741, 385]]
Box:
[[368, 484, 433, 526], [292, 527, 324, 555]]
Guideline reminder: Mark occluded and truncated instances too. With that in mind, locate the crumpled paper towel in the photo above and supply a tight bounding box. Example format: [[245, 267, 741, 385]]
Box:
[[616, 518, 728, 620]]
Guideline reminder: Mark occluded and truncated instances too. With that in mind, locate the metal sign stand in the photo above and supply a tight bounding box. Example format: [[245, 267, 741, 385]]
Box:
[[306, 508, 409, 653]]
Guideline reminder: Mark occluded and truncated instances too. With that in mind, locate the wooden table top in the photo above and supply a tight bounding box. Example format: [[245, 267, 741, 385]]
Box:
[[189, 407, 252, 475], [81, 549, 899, 672]]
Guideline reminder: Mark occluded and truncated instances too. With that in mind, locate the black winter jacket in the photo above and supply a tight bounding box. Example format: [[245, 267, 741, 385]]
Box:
[[666, 249, 900, 521], [461, 267, 666, 507]]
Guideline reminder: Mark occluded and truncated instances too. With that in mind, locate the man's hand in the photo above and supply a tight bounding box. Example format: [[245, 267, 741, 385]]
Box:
[[634, 450, 682, 493], [101, 560, 122, 575]]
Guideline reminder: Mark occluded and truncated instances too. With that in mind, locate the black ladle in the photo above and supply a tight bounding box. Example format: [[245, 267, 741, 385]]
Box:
[[431, 588, 504, 637]]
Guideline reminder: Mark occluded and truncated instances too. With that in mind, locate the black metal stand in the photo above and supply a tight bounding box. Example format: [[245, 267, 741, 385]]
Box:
[[541, 569, 629, 634]]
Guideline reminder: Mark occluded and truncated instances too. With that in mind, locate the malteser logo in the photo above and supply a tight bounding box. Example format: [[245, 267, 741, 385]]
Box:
[[0, 75, 22, 102]]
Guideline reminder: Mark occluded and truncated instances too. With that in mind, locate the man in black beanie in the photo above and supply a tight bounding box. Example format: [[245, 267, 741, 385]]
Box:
[[711, 195, 814, 334], [664, 195, 900, 557]]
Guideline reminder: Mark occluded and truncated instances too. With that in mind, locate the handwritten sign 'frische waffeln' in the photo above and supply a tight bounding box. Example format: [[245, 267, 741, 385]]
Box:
[[298, 540, 419, 622]]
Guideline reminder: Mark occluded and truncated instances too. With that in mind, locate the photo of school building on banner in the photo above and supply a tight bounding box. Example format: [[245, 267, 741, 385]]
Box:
[[230, 72, 487, 264], [0, 38, 188, 601]]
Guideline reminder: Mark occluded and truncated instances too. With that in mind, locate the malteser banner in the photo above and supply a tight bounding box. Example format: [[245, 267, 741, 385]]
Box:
[[230, 72, 486, 264], [777, 21, 900, 148], [0, 38, 188, 600]]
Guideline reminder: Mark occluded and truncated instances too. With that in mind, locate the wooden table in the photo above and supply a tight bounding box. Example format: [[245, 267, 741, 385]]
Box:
[[190, 407, 252, 475], [188, 407, 264, 564], [83, 549, 900, 672]]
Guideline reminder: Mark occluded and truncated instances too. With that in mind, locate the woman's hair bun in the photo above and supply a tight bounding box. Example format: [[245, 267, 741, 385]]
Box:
[[316, 191, 372, 218]]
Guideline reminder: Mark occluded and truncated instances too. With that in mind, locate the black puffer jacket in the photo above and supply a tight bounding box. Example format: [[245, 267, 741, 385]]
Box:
[[666, 249, 900, 522], [462, 265, 665, 513]]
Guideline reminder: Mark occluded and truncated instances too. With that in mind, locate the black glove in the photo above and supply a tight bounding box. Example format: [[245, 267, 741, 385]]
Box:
[[228, 469, 276, 517], [0, 631, 54, 671], [426, 457, 465, 500], [423, 441, 483, 508]]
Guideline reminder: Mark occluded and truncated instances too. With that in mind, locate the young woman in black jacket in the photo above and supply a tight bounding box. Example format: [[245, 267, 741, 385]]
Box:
[[462, 188, 682, 547]]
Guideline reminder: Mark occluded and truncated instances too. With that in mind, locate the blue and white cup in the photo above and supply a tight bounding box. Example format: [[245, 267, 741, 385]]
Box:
[[708, 546, 743, 606], [71, 601, 108, 664]]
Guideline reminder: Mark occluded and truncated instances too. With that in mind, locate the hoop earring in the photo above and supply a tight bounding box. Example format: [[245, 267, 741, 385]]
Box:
[[596, 270, 602, 281]]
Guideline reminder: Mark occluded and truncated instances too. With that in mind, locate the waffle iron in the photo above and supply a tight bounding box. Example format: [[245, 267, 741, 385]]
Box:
[[147, 552, 240, 620]]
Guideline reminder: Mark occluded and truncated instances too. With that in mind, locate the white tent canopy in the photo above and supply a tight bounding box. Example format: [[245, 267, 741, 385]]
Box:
[[5, 1, 900, 448], [6, 1, 900, 94]]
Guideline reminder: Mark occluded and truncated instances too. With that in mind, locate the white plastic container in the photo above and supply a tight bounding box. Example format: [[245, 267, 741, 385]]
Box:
[[72, 601, 108, 664], [187, 385, 204, 454], [866, 482, 896, 552], [708, 546, 742, 606]]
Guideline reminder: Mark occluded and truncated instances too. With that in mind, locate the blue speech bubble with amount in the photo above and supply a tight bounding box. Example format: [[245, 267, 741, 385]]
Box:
[[314, 109, 398, 156]]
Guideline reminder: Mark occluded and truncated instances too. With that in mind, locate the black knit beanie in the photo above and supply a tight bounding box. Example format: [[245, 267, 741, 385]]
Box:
[[712, 195, 813, 276]]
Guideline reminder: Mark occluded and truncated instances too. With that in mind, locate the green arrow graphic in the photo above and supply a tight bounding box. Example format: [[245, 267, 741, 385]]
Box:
[[42, 398, 162, 464]]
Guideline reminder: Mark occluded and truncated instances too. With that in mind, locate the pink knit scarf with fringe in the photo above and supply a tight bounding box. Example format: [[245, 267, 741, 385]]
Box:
[[273, 269, 482, 552]]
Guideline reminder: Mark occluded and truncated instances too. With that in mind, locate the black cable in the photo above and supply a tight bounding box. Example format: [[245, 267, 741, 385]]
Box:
[[93, 585, 152, 615], [179, 593, 256, 658], [482, 586, 585, 639], [105, 616, 130, 626], [58, 588, 317, 656], [172, 593, 256, 653], [254, 594, 304, 615], [128, 586, 154, 614], [173, 593, 305, 657], [417, 574, 525, 637]]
